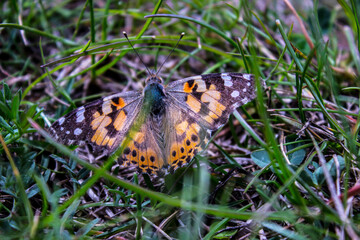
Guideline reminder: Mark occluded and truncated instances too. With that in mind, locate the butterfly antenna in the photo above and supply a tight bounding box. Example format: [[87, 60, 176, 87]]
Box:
[[156, 32, 185, 75], [123, 31, 152, 76]]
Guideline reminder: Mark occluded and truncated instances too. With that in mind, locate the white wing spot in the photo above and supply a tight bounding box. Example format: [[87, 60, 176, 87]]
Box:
[[224, 79, 233, 87], [74, 128, 82, 135], [247, 82, 251, 87], [102, 101, 112, 115], [76, 107, 85, 123], [243, 88, 247, 92], [242, 97, 249, 104], [243, 74, 251, 80], [58, 117, 65, 125], [221, 73, 231, 81], [231, 90, 240, 98], [66, 131, 70, 135], [221, 73, 233, 87], [60, 127, 64, 131]]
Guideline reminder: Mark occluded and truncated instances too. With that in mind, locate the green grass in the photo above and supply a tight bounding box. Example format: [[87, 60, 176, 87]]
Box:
[[1, 0, 360, 239]]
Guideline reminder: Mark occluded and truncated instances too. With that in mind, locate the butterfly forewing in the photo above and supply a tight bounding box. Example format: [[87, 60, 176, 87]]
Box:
[[166, 73, 256, 130], [50, 91, 143, 156]]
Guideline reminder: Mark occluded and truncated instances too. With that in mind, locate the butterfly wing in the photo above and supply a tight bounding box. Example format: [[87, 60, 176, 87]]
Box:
[[50, 91, 143, 156], [164, 73, 256, 170], [118, 116, 165, 174], [166, 73, 256, 131], [164, 101, 210, 172]]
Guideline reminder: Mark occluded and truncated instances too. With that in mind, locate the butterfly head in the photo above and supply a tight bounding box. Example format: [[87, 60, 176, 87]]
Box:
[[145, 70, 163, 84]]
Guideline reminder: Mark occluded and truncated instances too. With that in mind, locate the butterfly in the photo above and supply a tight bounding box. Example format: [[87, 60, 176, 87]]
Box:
[[49, 71, 256, 175]]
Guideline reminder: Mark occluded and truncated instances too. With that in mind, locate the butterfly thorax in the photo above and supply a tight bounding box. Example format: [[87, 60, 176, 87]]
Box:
[[143, 80, 166, 116]]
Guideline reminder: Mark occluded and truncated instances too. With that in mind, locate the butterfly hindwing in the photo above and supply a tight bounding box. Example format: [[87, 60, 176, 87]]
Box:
[[118, 117, 165, 174], [164, 101, 210, 172], [50, 91, 142, 156], [166, 73, 256, 130]]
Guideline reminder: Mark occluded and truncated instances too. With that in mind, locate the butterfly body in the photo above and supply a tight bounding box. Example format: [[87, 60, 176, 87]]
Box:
[[143, 77, 166, 116], [50, 72, 256, 175]]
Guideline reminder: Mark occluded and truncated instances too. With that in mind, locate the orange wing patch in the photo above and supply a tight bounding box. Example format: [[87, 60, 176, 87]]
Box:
[[169, 121, 203, 171], [113, 110, 127, 131], [183, 80, 227, 125], [175, 120, 188, 135], [186, 95, 201, 113], [184, 82, 227, 125], [119, 125, 165, 174], [183, 79, 206, 93], [200, 88, 226, 124], [91, 115, 112, 145], [90, 97, 129, 147], [110, 97, 126, 109]]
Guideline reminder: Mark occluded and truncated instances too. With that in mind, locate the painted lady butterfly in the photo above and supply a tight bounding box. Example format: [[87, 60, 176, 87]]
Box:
[[49, 35, 257, 175]]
